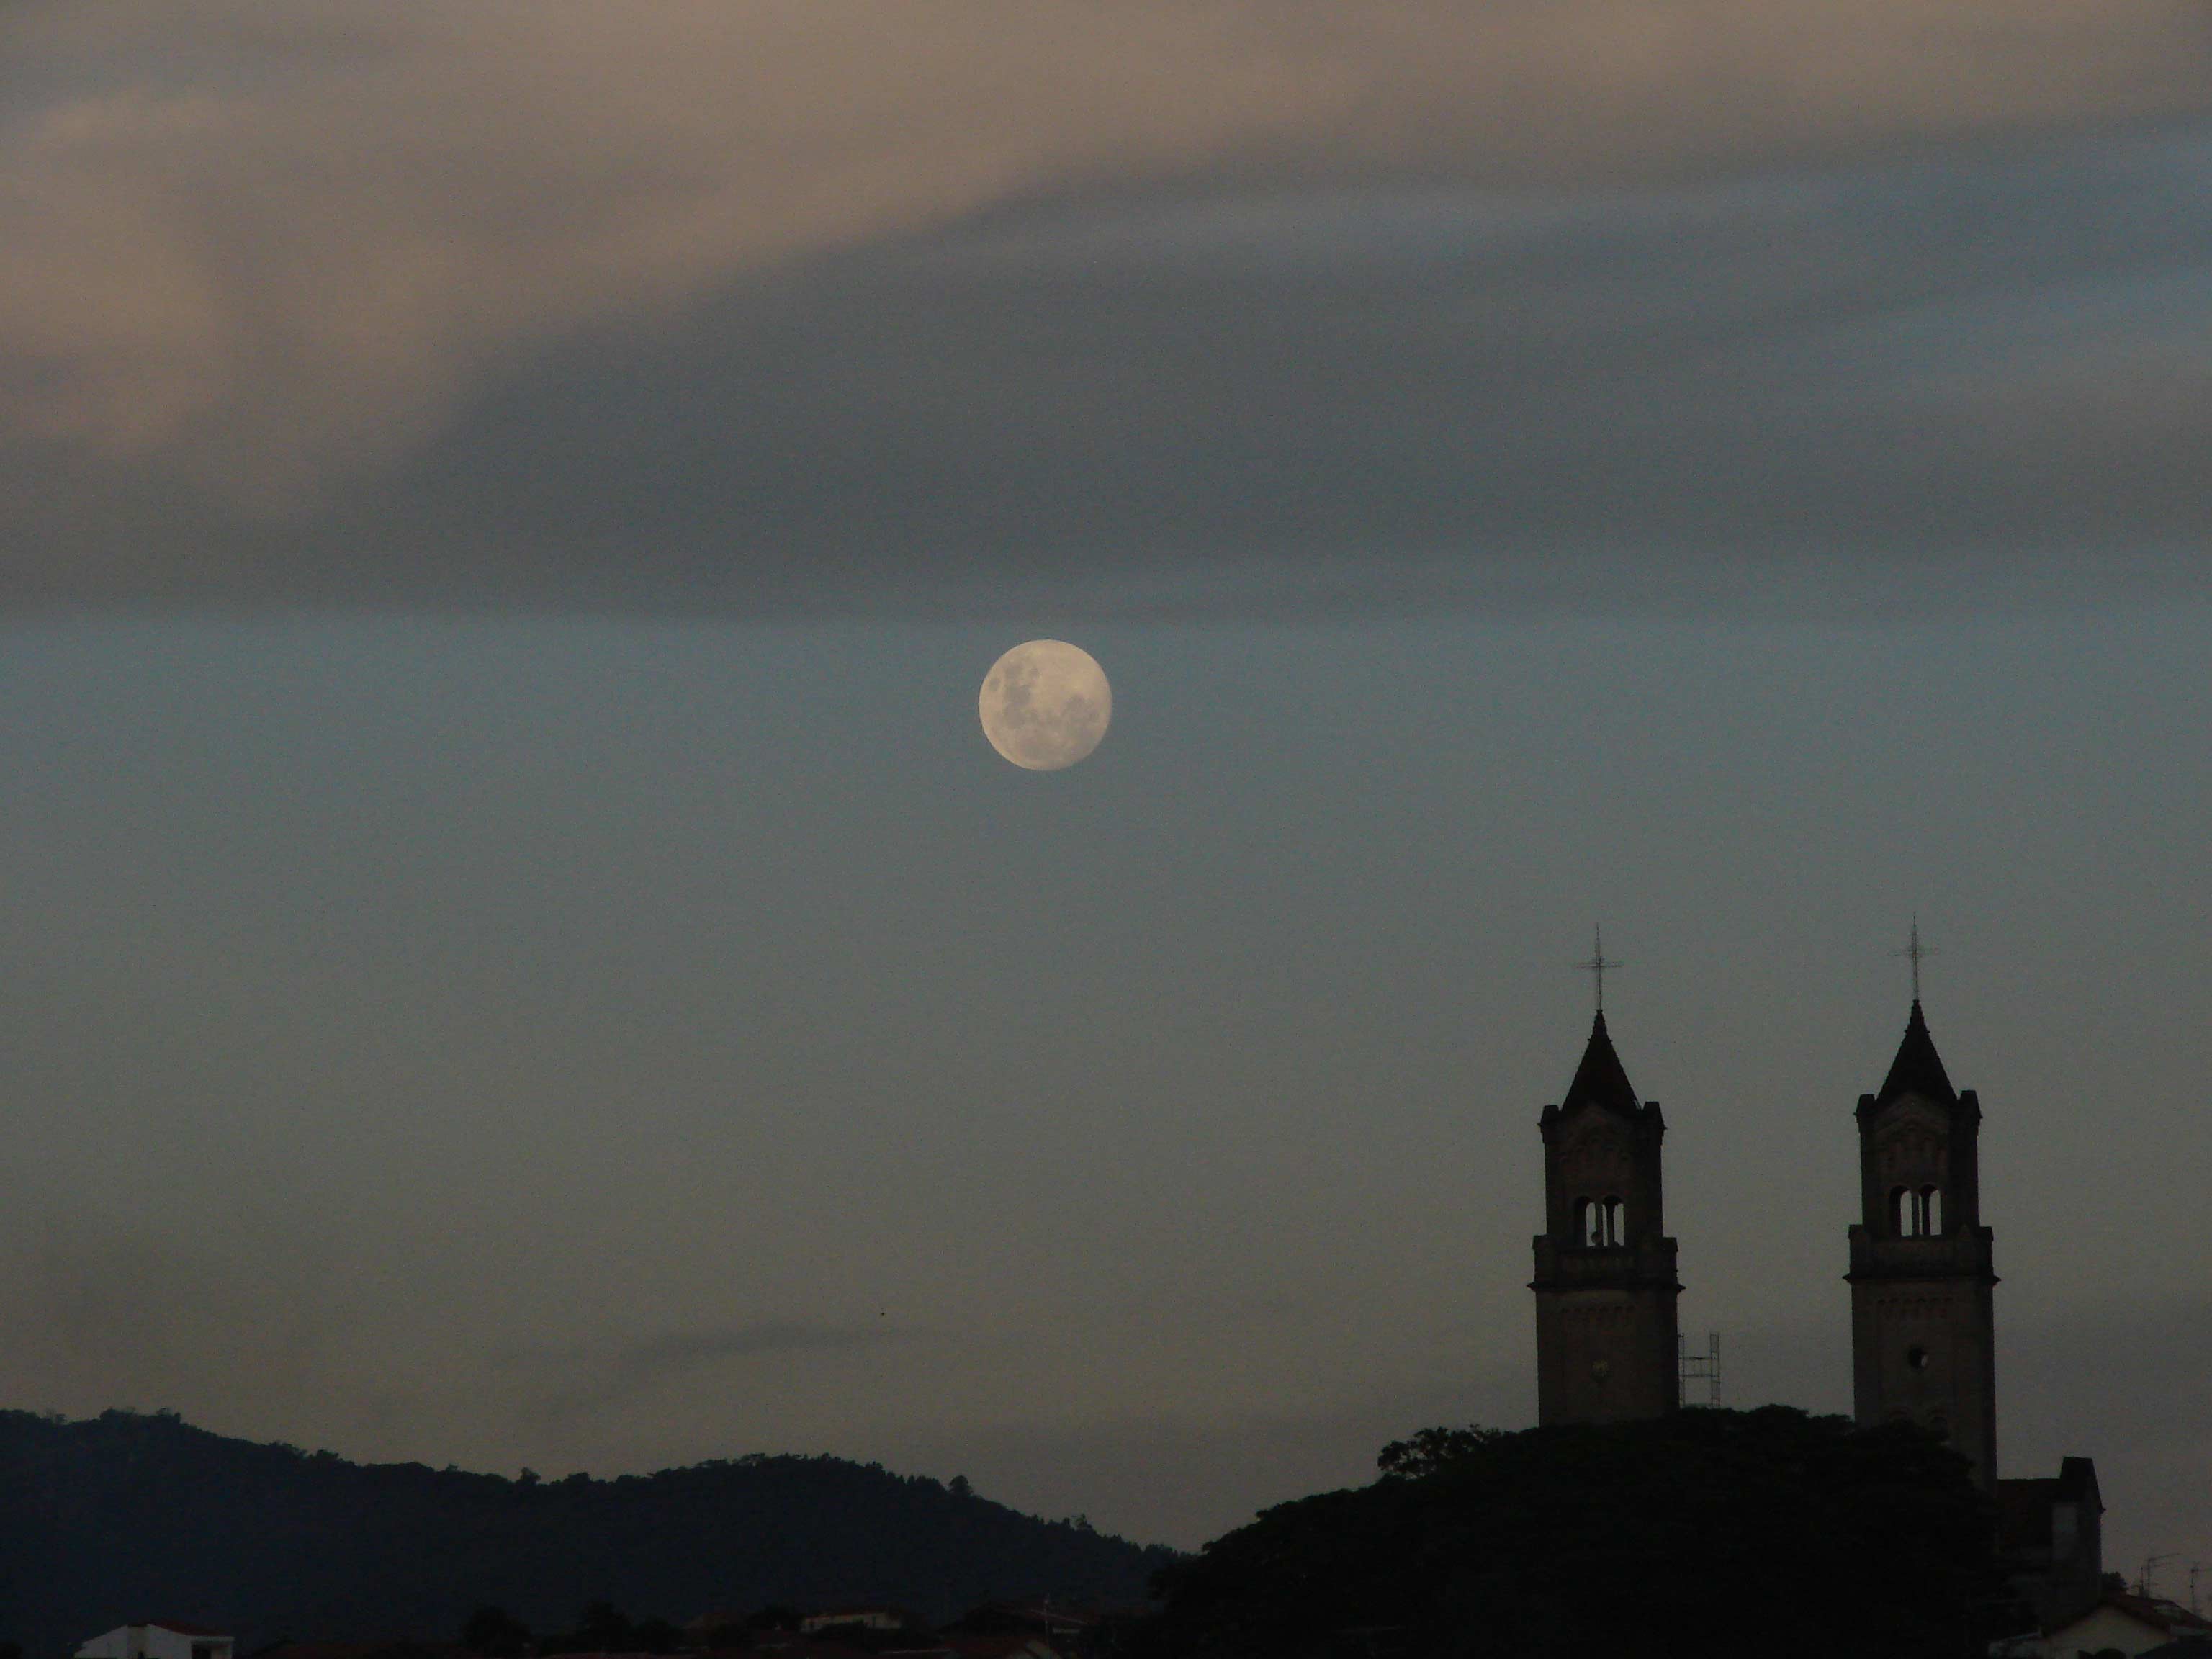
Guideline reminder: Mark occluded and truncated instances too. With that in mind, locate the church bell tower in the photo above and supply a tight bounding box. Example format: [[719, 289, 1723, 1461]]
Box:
[[1531, 1002, 1681, 1424], [1846, 994, 2000, 1488]]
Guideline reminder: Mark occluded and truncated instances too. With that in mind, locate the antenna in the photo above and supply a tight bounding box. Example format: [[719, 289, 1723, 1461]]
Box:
[[1574, 926, 1622, 1015], [2137, 1552, 2175, 1600], [1892, 914, 1938, 1004], [1676, 1331, 1722, 1408]]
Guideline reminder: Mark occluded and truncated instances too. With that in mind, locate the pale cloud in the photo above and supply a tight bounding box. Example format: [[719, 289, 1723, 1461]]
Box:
[[1, 0, 2208, 511]]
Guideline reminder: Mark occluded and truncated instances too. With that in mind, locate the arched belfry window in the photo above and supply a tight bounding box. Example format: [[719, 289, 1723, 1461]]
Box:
[[1894, 1187, 1941, 1236], [1572, 1197, 1622, 1247]]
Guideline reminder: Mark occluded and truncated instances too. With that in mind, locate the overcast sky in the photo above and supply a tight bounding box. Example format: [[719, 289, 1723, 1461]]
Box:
[[0, 1, 2208, 1585]]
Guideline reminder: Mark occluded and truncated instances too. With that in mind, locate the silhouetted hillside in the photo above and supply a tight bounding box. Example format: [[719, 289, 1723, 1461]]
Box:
[[0, 1410, 1175, 1659]]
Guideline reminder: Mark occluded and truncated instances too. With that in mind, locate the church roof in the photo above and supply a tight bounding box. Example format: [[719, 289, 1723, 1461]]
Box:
[[1876, 1000, 1956, 1107], [1560, 1010, 1642, 1114]]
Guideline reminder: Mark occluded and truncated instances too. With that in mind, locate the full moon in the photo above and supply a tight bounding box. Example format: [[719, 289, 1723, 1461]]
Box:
[[978, 640, 1112, 770]]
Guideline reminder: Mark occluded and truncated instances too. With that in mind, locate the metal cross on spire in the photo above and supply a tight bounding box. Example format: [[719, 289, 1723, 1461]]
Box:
[[1574, 925, 1621, 1014], [1892, 914, 1938, 1004]]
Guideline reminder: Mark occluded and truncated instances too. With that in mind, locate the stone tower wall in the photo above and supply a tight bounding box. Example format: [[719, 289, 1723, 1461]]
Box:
[[1531, 1015, 1682, 1429], [1847, 1057, 2000, 1488], [1532, 1241, 1682, 1423]]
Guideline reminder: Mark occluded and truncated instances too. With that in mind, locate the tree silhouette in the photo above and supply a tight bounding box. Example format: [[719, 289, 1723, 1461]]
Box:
[[1143, 1408, 2017, 1658], [461, 1607, 531, 1658]]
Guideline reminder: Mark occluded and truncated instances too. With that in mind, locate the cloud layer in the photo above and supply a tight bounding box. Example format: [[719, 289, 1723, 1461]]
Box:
[[1, 2, 2209, 606]]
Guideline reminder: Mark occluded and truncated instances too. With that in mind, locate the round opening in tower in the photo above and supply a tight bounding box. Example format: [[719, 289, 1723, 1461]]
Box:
[[1905, 1345, 1930, 1371]]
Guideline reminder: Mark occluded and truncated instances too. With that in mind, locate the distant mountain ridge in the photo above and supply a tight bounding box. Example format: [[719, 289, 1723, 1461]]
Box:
[[0, 1409, 1176, 1659]]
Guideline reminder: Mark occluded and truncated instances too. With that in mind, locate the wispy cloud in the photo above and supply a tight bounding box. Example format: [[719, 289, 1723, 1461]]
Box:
[[7, 121, 2207, 613], [613, 1321, 891, 1376], [0, 0, 2206, 545], [487, 1319, 902, 1426]]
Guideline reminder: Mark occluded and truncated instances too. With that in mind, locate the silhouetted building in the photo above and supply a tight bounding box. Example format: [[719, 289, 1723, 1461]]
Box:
[[1997, 1457, 2106, 1629], [1530, 1010, 1681, 1424], [1845, 998, 2000, 1487], [1522, 978, 2109, 1638], [1841, 994, 2109, 1637]]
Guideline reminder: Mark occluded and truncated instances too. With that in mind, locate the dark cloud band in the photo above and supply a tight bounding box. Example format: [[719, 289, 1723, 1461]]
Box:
[[6, 125, 2209, 613]]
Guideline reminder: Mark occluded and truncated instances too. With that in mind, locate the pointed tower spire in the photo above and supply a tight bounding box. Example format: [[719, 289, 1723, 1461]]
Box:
[[1562, 1009, 1641, 1115], [1877, 999, 1957, 1107]]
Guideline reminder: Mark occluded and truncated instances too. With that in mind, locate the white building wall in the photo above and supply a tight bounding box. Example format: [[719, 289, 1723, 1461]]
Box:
[[2005, 1604, 2170, 1658], [799, 1611, 904, 1632], [76, 1626, 233, 1659]]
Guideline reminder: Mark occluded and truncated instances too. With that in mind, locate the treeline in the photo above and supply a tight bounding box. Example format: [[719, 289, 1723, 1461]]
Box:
[[1133, 1407, 2031, 1658], [0, 1405, 2042, 1659]]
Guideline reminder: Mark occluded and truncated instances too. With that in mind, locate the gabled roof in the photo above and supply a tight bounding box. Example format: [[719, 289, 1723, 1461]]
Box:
[[2060, 1591, 2212, 1639], [1876, 1001, 1956, 1107]]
